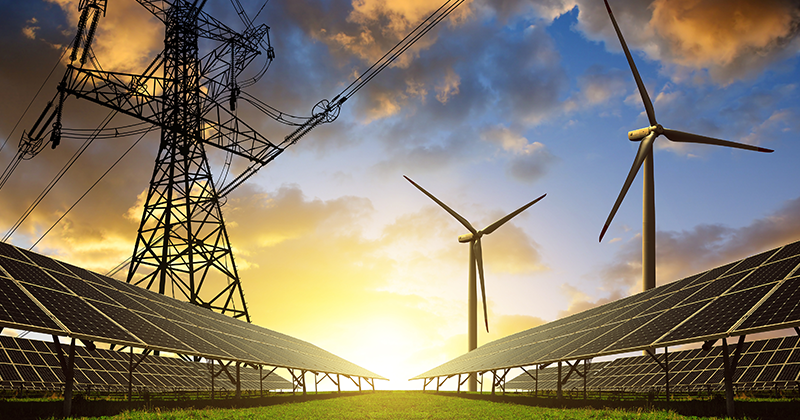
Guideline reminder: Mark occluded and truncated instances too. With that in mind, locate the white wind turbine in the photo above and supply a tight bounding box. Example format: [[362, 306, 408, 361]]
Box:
[[599, 0, 773, 291], [404, 175, 545, 392]]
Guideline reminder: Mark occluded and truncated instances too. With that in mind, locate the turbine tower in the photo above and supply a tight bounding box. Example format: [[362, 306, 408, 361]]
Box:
[[599, 0, 773, 292], [404, 175, 545, 392]]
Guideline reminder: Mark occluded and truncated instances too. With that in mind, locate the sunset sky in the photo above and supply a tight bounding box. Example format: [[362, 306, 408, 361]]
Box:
[[1, 0, 799, 390]]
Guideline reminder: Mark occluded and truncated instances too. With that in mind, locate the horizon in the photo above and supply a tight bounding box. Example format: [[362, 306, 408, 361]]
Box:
[[1, 0, 799, 390]]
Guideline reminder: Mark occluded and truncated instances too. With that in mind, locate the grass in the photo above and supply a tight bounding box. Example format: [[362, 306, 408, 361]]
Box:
[[63, 391, 730, 420]]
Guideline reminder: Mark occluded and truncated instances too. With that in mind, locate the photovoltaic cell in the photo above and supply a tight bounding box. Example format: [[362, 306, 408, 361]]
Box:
[[0, 278, 61, 332], [90, 301, 191, 354], [22, 285, 140, 345], [509, 336, 800, 392], [729, 256, 800, 293], [767, 241, 800, 263], [0, 256, 70, 293], [736, 278, 800, 331], [0, 336, 294, 391], [661, 285, 775, 344], [16, 247, 71, 274]]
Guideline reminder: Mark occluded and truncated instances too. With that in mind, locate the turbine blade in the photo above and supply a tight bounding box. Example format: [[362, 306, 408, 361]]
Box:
[[403, 175, 477, 234], [663, 129, 774, 153], [474, 239, 489, 333], [600, 132, 656, 242], [482, 193, 547, 235], [604, 0, 657, 127]]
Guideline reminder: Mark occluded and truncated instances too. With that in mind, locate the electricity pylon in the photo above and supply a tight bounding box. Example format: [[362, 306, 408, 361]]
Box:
[[49, 0, 285, 321], [22, 0, 465, 322]]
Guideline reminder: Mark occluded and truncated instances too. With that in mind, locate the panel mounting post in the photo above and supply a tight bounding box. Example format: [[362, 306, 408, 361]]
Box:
[[53, 336, 76, 418], [556, 361, 563, 399]]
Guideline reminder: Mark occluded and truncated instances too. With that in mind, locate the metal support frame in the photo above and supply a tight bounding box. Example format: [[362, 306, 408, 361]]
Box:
[[52, 336, 76, 417], [209, 359, 240, 399], [259, 365, 278, 397], [491, 368, 510, 395], [288, 368, 306, 395], [457, 373, 469, 393], [721, 335, 746, 417], [521, 366, 539, 397], [423, 376, 435, 392], [316, 372, 340, 393], [561, 359, 589, 400], [127, 347, 151, 402], [645, 347, 670, 401], [557, 361, 562, 399]]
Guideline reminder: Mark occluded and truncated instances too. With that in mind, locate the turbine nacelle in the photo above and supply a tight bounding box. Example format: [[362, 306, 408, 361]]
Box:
[[628, 124, 664, 141], [458, 232, 478, 243]]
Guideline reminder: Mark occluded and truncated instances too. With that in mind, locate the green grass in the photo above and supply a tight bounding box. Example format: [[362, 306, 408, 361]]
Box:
[[67, 391, 728, 420]]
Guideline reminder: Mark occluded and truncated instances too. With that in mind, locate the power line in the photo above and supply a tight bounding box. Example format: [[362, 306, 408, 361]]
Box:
[[30, 123, 155, 250], [0, 44, 70, 156], [2, 110, 117, 243]]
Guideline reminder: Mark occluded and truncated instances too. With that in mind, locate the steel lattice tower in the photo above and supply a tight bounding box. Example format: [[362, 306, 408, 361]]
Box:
[[127, 3, 248, 319], [23, 0, 459, 323], [45, 0, 285, 322]]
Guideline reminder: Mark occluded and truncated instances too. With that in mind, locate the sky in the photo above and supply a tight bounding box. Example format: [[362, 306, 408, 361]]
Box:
[[0, 0, 799, 391]]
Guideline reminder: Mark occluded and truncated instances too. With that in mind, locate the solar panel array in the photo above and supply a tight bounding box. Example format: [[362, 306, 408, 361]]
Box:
[[413, 240, 800, 380], [506, 336, 800, 392], [0, 336, 292, 391], [0, 241, 385, 381]]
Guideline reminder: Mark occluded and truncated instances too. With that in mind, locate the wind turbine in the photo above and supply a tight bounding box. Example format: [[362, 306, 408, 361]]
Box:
[[599, 0, 773, 291], [404, 175, 545, 392]]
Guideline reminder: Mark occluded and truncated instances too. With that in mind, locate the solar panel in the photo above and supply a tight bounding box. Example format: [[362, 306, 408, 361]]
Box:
[[507, 336, 800, 392], [0, 336, 293, 391], [413, 239, 800, 381], [0, 241, 386, 381], [0, 278, 63, 333]]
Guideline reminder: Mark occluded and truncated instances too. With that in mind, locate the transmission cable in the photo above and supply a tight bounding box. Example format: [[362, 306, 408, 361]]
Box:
[[2, 110, 117, 242], [338, 0, 464, 101], [0, 43, 70, 156], [30, 122, 155, 250]]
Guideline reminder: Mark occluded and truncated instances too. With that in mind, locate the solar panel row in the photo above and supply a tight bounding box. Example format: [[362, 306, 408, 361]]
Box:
[[0, 336, 292, 391], [413, 240, 800, 380], [0, 241, 385, 380], [505, 335, 800, 392]]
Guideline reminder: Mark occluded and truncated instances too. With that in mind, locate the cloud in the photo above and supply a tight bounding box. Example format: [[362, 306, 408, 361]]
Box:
[[576, 0, 800, 85], [435, 68, 461, 104], [478, 0, 578, 22], [46, 0, 162, 73], [651, 0, 800, 83], [560, 195, 800, 316], [22, 18, 39, 39], [481, 126, 559, 183]]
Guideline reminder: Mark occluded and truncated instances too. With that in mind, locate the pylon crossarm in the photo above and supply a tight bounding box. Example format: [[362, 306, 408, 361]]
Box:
[[136, 0, 170, 23], [61, 65, 165, 127], [60, 65, 283, 170]]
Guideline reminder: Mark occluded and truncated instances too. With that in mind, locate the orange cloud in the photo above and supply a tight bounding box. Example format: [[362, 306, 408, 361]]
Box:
[[47, 0, 163, 72], [651, 0, 800, 82]]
